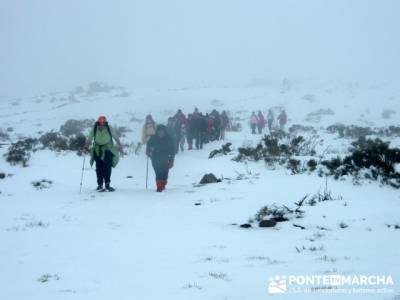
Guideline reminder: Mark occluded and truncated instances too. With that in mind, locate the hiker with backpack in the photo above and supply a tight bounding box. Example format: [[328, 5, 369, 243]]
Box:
[[146, 125, 175, 192], [166, 117, 182, 154], [277, 109, 288, 131], [250, 112, 258, 134], [257, 111, 266, 134], [220, 111, 230, 140], [83, 116, 123, 192], [142, 114, 157, 145], [267, 109, 274, 132]]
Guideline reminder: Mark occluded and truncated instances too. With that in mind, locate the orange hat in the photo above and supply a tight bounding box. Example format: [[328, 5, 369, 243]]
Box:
[[97, 116, 107, 125]]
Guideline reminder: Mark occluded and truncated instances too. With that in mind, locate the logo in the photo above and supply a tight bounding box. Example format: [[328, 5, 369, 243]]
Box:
[[267, 274, 395, 295], [268, 276, 287, 294]]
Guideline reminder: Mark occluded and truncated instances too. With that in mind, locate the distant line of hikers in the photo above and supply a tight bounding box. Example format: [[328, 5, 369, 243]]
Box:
[[83, 108, 232, 193], [142, 108, 231, 154], [249, 109, 288, 134]]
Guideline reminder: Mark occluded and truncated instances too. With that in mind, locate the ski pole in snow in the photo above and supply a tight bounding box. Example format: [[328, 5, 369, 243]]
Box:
[[79, 155, 86, 194], [146, 156, 149, 190]]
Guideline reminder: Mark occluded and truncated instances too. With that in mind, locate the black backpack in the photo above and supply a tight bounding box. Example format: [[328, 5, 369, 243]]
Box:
[[93, 122, 113, 145]]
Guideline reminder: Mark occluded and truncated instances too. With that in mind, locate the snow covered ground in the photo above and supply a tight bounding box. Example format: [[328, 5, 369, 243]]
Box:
[[0, 81, 399, 299]]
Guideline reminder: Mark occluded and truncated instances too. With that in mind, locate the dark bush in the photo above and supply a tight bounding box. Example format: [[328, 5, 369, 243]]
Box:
[[0, 129, 10, 141], [320, 137, 400, 188], [4, 138, 38, 167], [68, 134, 86, 155], [39, 132, 69, 151], [327, 124, 376, 139], [60, 119, 94, 136], [209, 143, 232, 158], [307, 159, 318, 171], [233, 132, 318, 163]]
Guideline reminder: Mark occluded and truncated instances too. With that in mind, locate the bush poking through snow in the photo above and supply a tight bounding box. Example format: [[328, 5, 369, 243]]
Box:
[[304, 108, 334, 123], [37, 274, 60, 283], [208, 272, 230, 281], [382, 109, 396, 120], [233, 132, 319, 163], [39, 132, 69, 151], [59, 119, 94, 136], [249, 189, 342, 230], [0, 128, 10, 141], [327, 124, 375, 139], [320, 137, 400, 188], [32, 179, 53, 190], [209, 143, 232, 158], [289, 124, 317, 134], [4, 138, 38, 167]]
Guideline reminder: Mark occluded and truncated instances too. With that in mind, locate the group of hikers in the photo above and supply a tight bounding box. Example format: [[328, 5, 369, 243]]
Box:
[[249, 109, 287, 134], [82, 108, 289, 193], [142, 108, 231, 153], [82, 108, 232, 193]]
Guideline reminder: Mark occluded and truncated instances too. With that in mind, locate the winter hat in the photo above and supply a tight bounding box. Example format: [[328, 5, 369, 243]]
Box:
[[97, 116, 107, 125]]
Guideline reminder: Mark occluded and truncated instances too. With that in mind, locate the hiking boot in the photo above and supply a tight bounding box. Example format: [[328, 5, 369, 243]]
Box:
[[96, 185, 104, 191], [156, 180, 163, 192], [105, 184, 115, 192]]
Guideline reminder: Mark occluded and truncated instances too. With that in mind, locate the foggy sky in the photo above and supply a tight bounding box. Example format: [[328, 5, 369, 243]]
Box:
[[1, 0, 399, 96]]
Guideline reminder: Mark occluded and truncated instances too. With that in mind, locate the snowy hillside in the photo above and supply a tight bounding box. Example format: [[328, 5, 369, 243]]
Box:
[[0, 81, 399, 300]]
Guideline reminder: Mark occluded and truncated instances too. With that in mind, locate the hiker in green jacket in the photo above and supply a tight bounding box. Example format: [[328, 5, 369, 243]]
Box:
[[83, 116, 123, 192]]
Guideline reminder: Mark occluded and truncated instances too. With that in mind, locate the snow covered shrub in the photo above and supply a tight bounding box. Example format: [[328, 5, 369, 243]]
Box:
[[37, 274, 59, 283], [60, 119, 94, 136], [327, 123, 346, 138], [113, 126, 131, 138], [378, 126, 400, 137], [68, 134, 86, 155], [209, 143, 232, 158], [304, 108, 334, 123], [233, 132, 319, 163], [320, 137, 400, 188], [302, 94, 317, 103], [287, 158, 302, 174], [39, 132, 69, 151], [31, 179, 53, 190], [307, 159, 318, 172], [0, 129, 10, 141], [289, 124, 316, 134], [327, 124, 376, 139], [253, 204, 291, 223], [4, 138, 38, 167], [382, 109, 396, 120]]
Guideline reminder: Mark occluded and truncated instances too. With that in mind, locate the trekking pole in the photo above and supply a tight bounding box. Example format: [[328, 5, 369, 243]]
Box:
[[79, 155, 86, 194], [146, 156, 149, 190]]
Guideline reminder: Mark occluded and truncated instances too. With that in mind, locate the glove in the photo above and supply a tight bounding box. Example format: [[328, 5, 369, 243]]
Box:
[[118, 144, 124, 156], [82, 145, 89, 155], [168, 160, 174, 169]]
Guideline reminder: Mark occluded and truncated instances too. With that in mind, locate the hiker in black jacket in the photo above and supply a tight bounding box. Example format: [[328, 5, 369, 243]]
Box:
[[146, 125, 175, 192]]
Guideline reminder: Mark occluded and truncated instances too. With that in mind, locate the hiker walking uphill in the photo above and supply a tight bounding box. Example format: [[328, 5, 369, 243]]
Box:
[[146, 125, 175, 192], [267, 109, 274, 132], [278, 110, 288, 131], [83, 116, 123, 192], [142, 114, 157, 145], [257, 111, 266, 134], [250, 112, 258, 134], [220, 111, 230, 140]]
